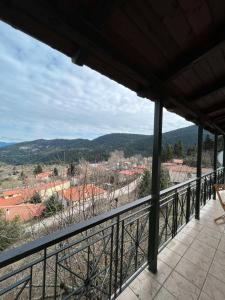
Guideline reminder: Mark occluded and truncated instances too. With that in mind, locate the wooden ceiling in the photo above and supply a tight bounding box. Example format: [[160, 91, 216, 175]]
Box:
[[1, 0, 225, 134]]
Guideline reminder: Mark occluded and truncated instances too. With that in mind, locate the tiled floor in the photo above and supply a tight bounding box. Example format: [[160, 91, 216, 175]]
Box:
[[117, 199, 225, 300]]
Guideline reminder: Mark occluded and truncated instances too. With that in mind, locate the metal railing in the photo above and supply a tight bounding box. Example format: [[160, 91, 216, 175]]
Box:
[[0, 168, 223, 299]]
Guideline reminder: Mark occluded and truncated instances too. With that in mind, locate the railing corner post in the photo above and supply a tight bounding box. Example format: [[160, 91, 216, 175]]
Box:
[[148, 100, 163, 274], [186, 184, 191, 224], [195, 125, 203, 220]]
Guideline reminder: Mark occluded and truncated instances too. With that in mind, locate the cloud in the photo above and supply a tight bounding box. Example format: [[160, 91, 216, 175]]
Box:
[[0, 21, 192, 142]]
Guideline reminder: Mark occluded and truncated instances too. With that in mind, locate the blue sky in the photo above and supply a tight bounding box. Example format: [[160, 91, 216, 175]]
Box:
[[0, 21, 191, 142]]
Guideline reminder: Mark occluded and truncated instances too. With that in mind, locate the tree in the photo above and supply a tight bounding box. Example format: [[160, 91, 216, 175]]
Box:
[[174, 140, 184, 158], [30, 192, 41, 204], [0, 210, 21, 251], [203, 134, 213, 151], [139, 170, 152, 198], [166, 144, 174, 161], [138, 168, 170, 198], [33, 164, 43, 175], [43, 195, 63, 217], [53, 167, 59, 176], [19, 171, 26, 180], [67, 163, 79, 177]]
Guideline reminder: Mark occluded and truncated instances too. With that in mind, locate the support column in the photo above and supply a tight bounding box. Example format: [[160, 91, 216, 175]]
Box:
[[195, 126, 203, 220], [148, 99, 163, 274], [223, 135, 225, 183], [213, 133, 218, 199]]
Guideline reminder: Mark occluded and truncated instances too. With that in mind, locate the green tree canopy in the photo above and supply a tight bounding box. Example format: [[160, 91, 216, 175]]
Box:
[[53, 167, 59, 176], [33, 164, 43, 175], [30, 192, 41, 204], [138, 168, 170, 198], [0, 210, 21, 251], [43, 195, 63, 218]]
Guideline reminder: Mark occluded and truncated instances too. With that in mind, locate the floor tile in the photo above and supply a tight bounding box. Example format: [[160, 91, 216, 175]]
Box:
[[200, 227, 222, 240], [117, 287, 138, 300], [218, 238, 225, 252], [174, 231, 194, 246], [199, 291, 214, 300], [154, 287, 176, 300], [202, 274, 225, 300], [164, 270, 200, 300], [175, 257, 207, 289], [196, 231, 220, 249], [209, 260, 225, 284], [183, 247, 213, 271], [190, 239, 216, 258], [166, 239, 188, 256], [130, 269, 161, 300], [150, 260, 172, 285], [158, 247, 181, 268], [214, 249, 225, 267]]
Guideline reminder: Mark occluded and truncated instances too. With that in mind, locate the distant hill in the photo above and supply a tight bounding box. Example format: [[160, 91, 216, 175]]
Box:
[[0, 125, 212, 165], [0, 141, 14, 148]]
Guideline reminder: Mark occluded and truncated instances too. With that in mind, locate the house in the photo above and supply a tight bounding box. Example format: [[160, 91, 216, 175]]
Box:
[[35, 171, 51, 180], [0, 203, 45, 221], [163, 163, 212, 184], [58, 184, 106, 207]]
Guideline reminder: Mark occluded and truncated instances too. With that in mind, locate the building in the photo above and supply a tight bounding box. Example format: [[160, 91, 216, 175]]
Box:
[[58, 184, 106, 207], [163, 163, 212, 184], [0, 203, 45, 222]]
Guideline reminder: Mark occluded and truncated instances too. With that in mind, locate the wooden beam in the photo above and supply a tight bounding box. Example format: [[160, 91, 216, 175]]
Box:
[[203, 101, 225, 115], [188, 77, 225, 103], [162, 25, 225, 81]]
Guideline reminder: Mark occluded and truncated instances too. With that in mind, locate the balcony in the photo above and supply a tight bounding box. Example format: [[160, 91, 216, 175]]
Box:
[[118, 191, 225, 300], [0, 168, 224, 299]]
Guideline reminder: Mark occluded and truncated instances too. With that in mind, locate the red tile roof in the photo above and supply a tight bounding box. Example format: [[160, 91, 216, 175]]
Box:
[[0, 204, 45, 221], [0, 180, 69, 206], [35, 171, 51, 179], [58, 184, 106, 202]]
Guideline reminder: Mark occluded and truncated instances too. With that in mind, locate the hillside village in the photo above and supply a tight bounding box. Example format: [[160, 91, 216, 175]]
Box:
[[0, 131, 217, 252], [0, 154, 213, 224]]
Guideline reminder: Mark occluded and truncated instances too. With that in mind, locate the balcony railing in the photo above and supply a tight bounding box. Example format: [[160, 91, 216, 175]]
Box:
[[0, 167, 224, 299]]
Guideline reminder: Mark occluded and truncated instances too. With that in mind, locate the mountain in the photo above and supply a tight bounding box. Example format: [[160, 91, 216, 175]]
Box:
[[0, 125, 212, 165], [0, 141, 14, 148]]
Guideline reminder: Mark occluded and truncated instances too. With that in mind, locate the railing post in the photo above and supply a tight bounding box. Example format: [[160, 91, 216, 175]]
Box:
[[186, 184, 191, 223], [195, 125, 203, 220], [213, 132, 218, 199], [223, 135, 225, 183], [148, 99, 163, 274]]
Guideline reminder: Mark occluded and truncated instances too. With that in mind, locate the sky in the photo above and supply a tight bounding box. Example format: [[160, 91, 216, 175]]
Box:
[[0, 21, 191, 142]]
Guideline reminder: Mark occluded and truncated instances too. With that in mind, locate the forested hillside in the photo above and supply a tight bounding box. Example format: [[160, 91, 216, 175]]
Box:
[[0, 125, 213, 164]]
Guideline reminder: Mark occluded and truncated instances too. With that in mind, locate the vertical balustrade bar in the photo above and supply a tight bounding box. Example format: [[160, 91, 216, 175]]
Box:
[[148, 99, 163, 274], [42, 248, 47, 300], [114, 215, 120, 297], [195, 125, 203, 219], [213, 133, 218, 199], [223, 135, 225, 183]]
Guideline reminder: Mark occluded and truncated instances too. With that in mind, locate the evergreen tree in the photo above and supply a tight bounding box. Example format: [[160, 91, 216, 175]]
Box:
[[33, 164, 43, 175], [166, 144, 174, 161], [43, 195, 63, 217], [67, 163, 78, 177], [203, 134, 213, 151], [0, 210, 21, 251], [139, 170, 151, 198], [139, 168, 170, 198], [30, 192, 41, 204], [53, 167, 59, 176], [174, 140, 184, 158]]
